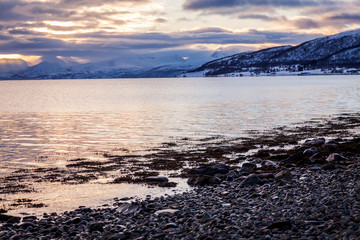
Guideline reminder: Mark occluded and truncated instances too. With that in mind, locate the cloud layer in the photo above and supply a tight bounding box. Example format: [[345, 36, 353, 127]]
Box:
[[0, 0, 359, 64]]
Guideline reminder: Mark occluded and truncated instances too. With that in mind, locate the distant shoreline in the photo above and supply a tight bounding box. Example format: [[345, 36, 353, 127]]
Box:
[[0, 71, 360, 81]]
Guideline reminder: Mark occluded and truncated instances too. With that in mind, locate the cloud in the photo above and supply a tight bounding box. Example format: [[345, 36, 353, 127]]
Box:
[[328, 13, 360, 21], [293, 18, 319, 29], [0, 1, 29, 21], [155, 18, 167, 23], [237, 14, 280, 21], [0, 28, 322, 54], [183, 0, 331, 10], [28, 5, 77, 18], [8, 29, 35, 35], [59, 0, 150, 7]]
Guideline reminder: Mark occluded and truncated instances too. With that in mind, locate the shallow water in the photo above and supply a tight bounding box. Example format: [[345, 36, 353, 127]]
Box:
[[1, 75, 360, 215]]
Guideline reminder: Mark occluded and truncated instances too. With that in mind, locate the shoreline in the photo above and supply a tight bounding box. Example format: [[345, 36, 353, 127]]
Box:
[[0, 112, 359, 239]]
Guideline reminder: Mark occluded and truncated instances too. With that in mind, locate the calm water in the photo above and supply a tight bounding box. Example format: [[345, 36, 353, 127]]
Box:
[[0, 75, 359, 215]]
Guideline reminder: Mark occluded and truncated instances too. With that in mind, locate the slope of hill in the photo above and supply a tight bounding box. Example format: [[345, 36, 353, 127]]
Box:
[[188, 29, 360, 76]]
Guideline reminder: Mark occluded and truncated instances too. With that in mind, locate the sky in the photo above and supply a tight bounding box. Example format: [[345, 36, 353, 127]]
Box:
[[0, 0, 359, 65]]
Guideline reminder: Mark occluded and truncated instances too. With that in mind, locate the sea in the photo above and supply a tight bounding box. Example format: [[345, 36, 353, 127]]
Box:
[[0, 75, 359, 215]]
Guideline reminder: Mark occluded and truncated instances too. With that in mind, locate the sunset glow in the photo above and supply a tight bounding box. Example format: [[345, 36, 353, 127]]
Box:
[[0, 0, 359, 65]]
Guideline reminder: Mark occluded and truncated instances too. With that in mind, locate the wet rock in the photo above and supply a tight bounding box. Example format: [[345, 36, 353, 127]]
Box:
[[117, 203, 142, 215], [145, 177, 169, 182], [239, 174, 261, 187], [257, 173, 275, 179], [9, 235, 21, 240], [303, 147, 318, 156], [322, 163, 336, 170], [64, 217, 82, 225], [303, 138, 325, 147], [267, 220, 293, 231], [309, 153, 323, 163], [256, 149, 270, 158], [22, 216, 37, 222], [191, 163, 230, 175], [325, 140, 340, 146], [102, 232, 126, 240], [242, 162, 257, 169], [326, 153, 348, 162], [201, 212, 212, 222], [20, 222, 35, 230], [282, 152, 305, 163], [187, 175, 221, 186], [88, 222, 104, 232], [154, 209, 180, 216], [164, 223, 178, 229], [275, 170, 292, 181], [0, 214, 19, 223], [261, 160, 278, 168], [238, 168, 251, 175], [226, 170, 240, 181]]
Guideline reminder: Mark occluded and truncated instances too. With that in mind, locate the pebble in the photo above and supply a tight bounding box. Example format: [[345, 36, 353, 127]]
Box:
[[1, 138, 359, 240], [326, 153, 349, 162]]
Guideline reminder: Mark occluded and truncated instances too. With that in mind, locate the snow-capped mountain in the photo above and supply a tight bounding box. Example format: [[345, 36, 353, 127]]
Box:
[[2, 29, 360, 80], [189, 29, 360, 76], [3, 51, 221, 80]]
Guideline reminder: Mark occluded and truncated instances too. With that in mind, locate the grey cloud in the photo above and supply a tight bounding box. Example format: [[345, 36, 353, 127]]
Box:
[[328, 13, 360, 21], [0, 1, 30, 21], [187, 27, 232, 34], [237, 14, 280, 21], [59, 0, 150, 7], [155, 18, 167, 23], [8, 28, 35, 35], [0, 26, 322, 62], [183, 0, 329, 10], [29, 5, 77, 18], [0, 34, 13, 41], [294, 18, 319, 29]]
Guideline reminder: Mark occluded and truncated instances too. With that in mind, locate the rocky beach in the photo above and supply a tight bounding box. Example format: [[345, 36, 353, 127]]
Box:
[[0, 113, 359, 239]]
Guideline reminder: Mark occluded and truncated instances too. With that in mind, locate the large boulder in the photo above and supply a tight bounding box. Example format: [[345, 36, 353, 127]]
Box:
[[190, 163, 230, 176], [187, 175, 221, 186], [303, 138, 325, 147], [239, 174, 261, 187], [326, 153, 348, 163]]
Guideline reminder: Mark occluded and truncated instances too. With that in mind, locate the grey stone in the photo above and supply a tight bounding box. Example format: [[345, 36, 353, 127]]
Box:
[[191, 163, 230, 175], [242, 162, 257, 169], [326, 153, 348, 162], [154, 209, 180, 216], [240, 174, 261, 187], [275, 170, 292, 181], [117, 203, 142, 215], [303, 147, 318, 156], [303, 138, 325, 147], [88, 222, 104, 232], [187, 175, 221, 186]]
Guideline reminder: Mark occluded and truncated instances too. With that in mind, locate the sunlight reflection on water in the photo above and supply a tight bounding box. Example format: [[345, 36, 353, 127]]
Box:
[[0, 75, 359, 215], [1, 75, 359, 169]]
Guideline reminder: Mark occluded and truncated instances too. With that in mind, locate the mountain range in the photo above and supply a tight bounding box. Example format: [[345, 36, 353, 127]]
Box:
[[1, 28, 360, 80], [188, 29, 360, 76], [0, 50, 233, 80]]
